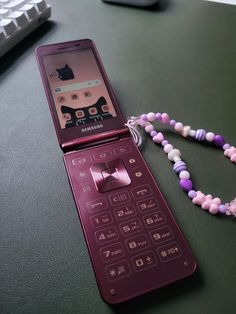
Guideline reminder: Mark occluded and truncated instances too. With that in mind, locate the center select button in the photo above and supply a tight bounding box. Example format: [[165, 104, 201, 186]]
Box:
[[90, 159, 131, 193]]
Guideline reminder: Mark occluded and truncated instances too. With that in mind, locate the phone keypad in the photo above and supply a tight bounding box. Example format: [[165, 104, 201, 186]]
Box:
[[65, 138, 194, 303]]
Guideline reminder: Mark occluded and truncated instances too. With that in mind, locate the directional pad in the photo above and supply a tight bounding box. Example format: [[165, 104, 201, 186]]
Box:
[[90, 159, 131, 193]]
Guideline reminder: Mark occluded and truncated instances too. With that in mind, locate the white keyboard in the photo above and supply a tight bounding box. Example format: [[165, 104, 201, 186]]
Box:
[[0, 0, 51, 57]]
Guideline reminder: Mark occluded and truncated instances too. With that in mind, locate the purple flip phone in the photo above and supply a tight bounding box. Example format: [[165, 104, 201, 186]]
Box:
[[36, 39, 196, 304]]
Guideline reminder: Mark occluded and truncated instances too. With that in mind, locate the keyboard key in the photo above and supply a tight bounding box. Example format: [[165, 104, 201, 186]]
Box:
[[0, 0, 10, 8], [19, 4, 37, 19], [8, 11, 27, 27], [4, 0, 27, 11], [0, 18, 16, 36], [30, 0, 46, 12], [0, 8, 9, 17], [0, 0, 51, 57], [0, 31, 6, 42]]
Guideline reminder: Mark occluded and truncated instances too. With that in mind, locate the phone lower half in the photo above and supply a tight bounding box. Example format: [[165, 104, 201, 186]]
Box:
[[63, 136, 196, 304]]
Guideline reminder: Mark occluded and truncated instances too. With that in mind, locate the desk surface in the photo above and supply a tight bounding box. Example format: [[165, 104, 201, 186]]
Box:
[[1, 0, 236, 313]]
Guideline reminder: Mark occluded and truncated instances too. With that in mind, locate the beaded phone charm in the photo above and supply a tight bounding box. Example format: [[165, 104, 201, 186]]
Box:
[[126, 112, 236, 218]]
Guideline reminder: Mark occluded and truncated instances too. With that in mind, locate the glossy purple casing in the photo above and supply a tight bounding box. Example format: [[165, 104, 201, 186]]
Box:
[[36, 39, 196, 304]]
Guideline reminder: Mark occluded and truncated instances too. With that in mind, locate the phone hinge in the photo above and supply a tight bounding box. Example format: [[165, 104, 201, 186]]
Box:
[[61, 128, 130, 152]]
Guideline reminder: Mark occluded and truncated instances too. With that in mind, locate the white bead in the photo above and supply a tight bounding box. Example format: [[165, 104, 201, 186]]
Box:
[[205, 132, 215, 142], [173, 156, 181, 162], [179, 170, 190, 179], [181, 126, 191, 137], [147, 112, 156, 122], [145, 124, 154, 133], [163, 144, 173, 153], [189, 130, 196, 137], [168, 149, 181, 161]]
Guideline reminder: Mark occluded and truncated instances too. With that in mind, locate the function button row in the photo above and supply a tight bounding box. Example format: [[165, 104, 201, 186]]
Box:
[[72, 146, 133, 167]]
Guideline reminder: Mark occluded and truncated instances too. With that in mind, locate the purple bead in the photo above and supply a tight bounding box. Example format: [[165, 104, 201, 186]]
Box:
[[188, 190, 197, 199], [179, 179, 193, 192], [140, 114, 148, 121], [214, 135, 225, 148], [173, 160, 187, 173], [155, 112, 162, 121], [162, 140, 169, 147], [195, 129, 206, 141], [218, 204, 227, 214], [170, 119, 176, 126], [223, 143, 230, 151], [150, 130, 157, 137]]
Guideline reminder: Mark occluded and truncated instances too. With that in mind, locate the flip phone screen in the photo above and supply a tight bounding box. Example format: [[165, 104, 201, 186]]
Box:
[[36, 39, 196, 304], [42, 49, 117, 129]]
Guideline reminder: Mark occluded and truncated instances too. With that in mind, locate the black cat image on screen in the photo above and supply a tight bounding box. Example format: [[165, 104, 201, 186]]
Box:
[[56, 64, 75, 81], [61, 96, 113, 128]]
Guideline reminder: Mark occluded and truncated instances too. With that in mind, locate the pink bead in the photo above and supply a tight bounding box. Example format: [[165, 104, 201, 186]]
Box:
[[229, 200, 236, 214], [161, 113, 170, 124], [202, 200, 211, 210], [211, 197, 221, 205], [153, 132, 164, 143], [230, 153, 236, 163], [192, 191, 206, 205], [145, 124, 154, 133], [209, 204, 218, 214], [147, 112, 156, 122], [174, 122, 184, 132]]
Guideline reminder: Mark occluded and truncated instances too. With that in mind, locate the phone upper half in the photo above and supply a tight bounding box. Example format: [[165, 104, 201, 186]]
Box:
[[36, 39, 128, 149]]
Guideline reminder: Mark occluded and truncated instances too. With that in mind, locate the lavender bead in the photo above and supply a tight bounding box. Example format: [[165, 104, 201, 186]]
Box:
[[188, 190, 197, 199], [162, 140, 169, 147], [223, 143, 230, 151], [170, 119, 176, 126], [195, 129, 206, 141], [150, 130, 157, 137], [214, 135, 225, 148], [155, 112, 162, 121], [173, 160, 187, 173], [179, 179, 193, 192], [218, 204, 227, 214], [140, 114, 148, 121]]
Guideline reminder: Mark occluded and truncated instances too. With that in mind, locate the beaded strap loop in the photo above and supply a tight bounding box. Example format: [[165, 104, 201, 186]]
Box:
[[128, 112, 236, 218]]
